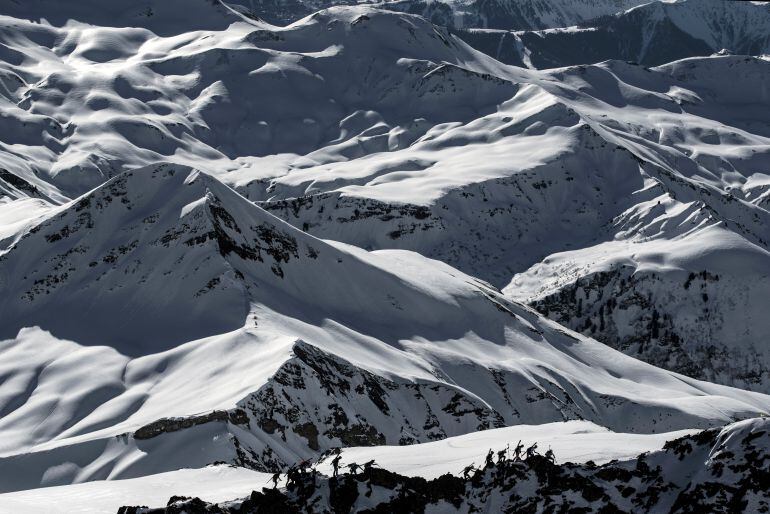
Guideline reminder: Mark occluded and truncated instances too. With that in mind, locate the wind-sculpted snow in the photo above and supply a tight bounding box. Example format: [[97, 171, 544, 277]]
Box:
[[2, 3, 770, 511], [0, 5, 513, 200]]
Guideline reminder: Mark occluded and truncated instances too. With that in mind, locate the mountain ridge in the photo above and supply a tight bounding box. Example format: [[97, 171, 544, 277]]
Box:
[[1, 3, 770, 511]]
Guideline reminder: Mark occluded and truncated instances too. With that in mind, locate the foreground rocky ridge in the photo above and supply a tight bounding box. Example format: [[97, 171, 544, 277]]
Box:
[[119, 417, 770, 513]]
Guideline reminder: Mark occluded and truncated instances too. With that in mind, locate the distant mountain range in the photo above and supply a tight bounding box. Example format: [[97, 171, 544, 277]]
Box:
[[215, 0, 770, 68], [460, 0, 770, 67], [1, 1, 770, 512]]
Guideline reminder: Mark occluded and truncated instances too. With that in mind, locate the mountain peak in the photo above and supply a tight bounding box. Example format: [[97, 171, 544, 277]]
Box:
[[0, 163, 320, 353]]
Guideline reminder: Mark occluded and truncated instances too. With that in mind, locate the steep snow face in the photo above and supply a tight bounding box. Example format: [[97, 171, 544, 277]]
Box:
[[0, 163, 321, 351], [660, 0, 770, 53], [2, 165, 770, 494], [510, 226, 770, 391], [461, 0, 770, 69]]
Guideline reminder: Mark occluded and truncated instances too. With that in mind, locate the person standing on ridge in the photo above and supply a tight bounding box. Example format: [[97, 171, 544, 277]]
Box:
[[526, 442, 538, 460], [513, 440, 524, 461], [497, 444, 509, 465], [331, 454, 342, 477], [485, 449, 495, 468]]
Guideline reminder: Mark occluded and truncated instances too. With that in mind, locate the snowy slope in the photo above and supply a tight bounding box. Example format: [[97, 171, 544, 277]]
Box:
[[1, 2, 770, 510], [2, 164, 770, 495], [0, 421, 693, 514], [116, 417, 770, 513]]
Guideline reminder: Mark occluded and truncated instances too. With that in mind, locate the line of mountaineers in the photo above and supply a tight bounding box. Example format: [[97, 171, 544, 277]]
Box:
[[267, 440, 554, 494]]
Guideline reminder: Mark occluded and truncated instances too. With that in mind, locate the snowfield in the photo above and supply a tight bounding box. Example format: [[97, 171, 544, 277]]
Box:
[[0, 420, 695, 513], [5, 417, 761, 513], [0, 467, 271, 514], [1, 0, 770, 512]]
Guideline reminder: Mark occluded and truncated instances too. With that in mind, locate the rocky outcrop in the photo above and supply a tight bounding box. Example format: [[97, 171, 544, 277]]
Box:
[[531, 265, 770, 393], [133, 409, 249, 440], [232, 341, 508, 468]]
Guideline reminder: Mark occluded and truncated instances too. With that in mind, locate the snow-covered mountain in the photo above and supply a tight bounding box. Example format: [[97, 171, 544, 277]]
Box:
[[0, 4, 514, 201], [1, 1, 770, 511], [160, 0, 649, 30], [462, 0, 770, 68], [459, 0, 646, 30], [255, 50, 770, 391], [4, 163, 770, 497], [2, 1, 769, 390]]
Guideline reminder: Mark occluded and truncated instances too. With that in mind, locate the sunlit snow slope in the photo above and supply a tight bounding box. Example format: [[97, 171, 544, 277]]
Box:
[[0, 420, 694, 513], [1, 1, 770, 507], [1, 163, 769, 495]]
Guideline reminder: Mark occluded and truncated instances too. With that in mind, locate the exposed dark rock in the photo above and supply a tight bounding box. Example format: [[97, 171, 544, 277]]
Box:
[[134, 409, 249, 440]]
